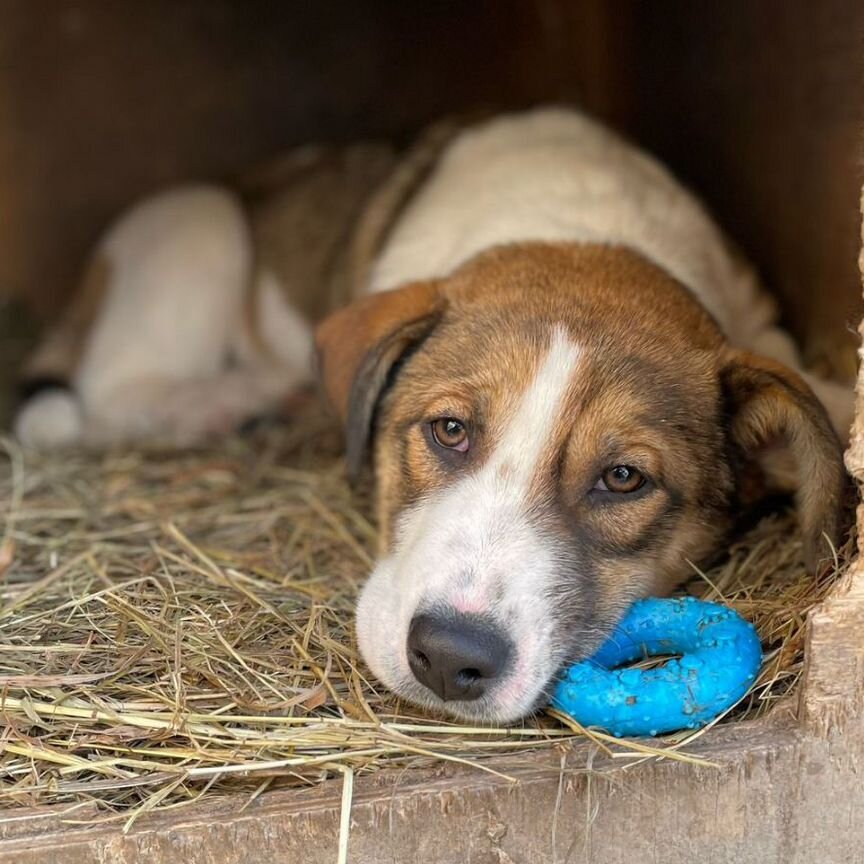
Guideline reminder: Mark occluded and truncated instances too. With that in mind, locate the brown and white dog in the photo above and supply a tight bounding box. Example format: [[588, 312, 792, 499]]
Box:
[[15, 108, 852, 723]]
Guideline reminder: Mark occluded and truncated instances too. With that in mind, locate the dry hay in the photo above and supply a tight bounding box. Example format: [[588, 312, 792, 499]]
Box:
[[0, 408, 852, 828]]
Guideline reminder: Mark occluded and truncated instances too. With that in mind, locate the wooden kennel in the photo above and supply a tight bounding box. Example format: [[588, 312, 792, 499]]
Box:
[[1, 2, 863, 861]]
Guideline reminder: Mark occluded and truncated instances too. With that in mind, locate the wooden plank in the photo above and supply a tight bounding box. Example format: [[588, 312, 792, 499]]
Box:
[[612, 0, 864, 376], [0, 720, 861, 864], [801, 185, 864, 737]]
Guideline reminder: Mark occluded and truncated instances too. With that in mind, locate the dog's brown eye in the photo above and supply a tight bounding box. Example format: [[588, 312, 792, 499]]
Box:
[[597, 465, 645, 493], [431, 418, 469, 452]]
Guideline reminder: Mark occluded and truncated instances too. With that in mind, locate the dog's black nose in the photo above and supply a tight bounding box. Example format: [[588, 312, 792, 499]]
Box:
[[406, 613, 512, 702]]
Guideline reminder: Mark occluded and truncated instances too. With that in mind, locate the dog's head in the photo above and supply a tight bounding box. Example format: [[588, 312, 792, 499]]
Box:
[[316, 243, 845, 723]]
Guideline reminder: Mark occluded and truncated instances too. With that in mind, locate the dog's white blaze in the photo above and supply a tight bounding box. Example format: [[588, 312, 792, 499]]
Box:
[[356, 327, 583, 722], [487, 327, 582, 486], [440, 326, 581, 618]]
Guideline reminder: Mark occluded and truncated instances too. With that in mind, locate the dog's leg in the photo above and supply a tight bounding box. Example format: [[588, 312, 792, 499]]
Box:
[[16, 185, 257, 446], [82, 266, 315, 447], [16, 186, 317, 448], [78, 185, 256, 446], [79, 366, 308, 447]]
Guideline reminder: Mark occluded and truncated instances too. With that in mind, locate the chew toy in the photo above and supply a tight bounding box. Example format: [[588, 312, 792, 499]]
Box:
[[551, 596, 762, 737]]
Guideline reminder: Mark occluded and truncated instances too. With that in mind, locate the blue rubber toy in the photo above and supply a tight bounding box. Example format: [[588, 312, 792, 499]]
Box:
[[551, 597, 762, 737]]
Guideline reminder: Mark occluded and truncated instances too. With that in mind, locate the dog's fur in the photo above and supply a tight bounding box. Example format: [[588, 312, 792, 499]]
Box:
[[15, 108, 852, 722]]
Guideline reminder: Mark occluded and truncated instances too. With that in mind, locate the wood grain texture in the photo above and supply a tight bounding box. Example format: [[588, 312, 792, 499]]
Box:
[[0, 722, 862, 864], [802, 182, 864, 739]]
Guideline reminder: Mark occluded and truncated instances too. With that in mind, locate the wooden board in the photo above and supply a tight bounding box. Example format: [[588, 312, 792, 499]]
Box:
[[0, 718, 862, 863]]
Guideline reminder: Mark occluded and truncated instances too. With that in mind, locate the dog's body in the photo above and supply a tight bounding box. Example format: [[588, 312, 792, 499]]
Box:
[[16, 108, 851, 722]]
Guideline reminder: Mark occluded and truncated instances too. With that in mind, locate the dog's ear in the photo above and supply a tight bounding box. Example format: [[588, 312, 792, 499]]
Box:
[[315, 281, 444, 479], [720, 349, 848, 572]]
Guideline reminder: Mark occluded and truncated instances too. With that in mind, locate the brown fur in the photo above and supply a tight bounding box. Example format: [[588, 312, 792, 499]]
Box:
[[244, 142, 397, 325], [316, 242, 846, 604], [315, 279, 444, 483], [719, 350, 846, 569]]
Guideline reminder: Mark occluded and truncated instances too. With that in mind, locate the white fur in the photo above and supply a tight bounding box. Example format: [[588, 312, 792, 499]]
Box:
[[231, 269, 315, 373], [14, 391, 82, 448], [66, 185, 249, 442], [51, 187, 313, 445], [360, 109, 853, 717], [356, 328, 583, 721], [371, 108, 775, 354], [78, 186, 250, 401], [18, 108, 850, 449], [370, 107, 854, 441]]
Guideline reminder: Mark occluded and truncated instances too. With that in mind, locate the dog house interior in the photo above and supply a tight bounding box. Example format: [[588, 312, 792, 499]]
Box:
[[1, 3, 863, 862]]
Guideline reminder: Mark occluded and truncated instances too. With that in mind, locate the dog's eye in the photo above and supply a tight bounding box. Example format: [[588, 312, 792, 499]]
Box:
[[596, 465, 645, 493], [430, 418, 469, 452]]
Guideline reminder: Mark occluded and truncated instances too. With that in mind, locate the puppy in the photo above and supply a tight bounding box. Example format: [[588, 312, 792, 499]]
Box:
[[15, 108, 851, 723]]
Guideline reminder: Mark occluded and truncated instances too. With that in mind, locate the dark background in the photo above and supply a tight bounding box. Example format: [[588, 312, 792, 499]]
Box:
[[1, 0, 861, 374]]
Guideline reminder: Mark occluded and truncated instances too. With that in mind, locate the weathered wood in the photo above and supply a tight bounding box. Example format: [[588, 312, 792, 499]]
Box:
[[801, 186, 864, 739], [0, 720, 861, 864], [612, 0, 864, 376]]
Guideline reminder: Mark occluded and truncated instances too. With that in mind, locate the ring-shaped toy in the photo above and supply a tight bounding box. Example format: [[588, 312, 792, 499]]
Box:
[[551, 597, 762, 737]]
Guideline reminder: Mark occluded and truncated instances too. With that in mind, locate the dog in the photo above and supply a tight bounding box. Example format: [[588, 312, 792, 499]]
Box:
[[15, 107, 852, 723]]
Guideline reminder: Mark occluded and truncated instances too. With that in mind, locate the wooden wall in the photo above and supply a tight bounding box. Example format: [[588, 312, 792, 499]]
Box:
[[0, 1, 861, 371], [0, 0, 611, 314], [609, 1, 864, 373]]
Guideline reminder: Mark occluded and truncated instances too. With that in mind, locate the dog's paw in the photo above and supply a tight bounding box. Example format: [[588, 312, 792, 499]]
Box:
[[14, 390, 83, 448]]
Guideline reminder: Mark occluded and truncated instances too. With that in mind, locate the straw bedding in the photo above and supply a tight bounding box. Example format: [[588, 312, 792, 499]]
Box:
[[0, 407, 851, 827]]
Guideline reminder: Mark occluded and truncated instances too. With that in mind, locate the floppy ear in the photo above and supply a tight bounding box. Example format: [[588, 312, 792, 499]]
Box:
[[315, 281, 444, 480], [721, 349, 848, 572]]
